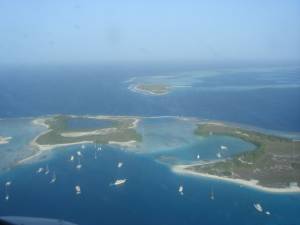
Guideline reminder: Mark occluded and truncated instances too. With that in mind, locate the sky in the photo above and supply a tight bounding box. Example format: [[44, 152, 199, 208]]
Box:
[[0, 0, 300, 65]]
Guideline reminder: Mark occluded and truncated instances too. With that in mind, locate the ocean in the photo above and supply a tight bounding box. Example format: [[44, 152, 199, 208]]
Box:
[[0, 64, 300, 225]]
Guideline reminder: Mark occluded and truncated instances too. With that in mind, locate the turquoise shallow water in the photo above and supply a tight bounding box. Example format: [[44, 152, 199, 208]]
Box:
[[0, 118, 46, 171], [135, 117, 256, 164]]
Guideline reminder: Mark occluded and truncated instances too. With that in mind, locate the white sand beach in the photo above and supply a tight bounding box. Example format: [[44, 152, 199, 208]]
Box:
[[172, 164, 300, 193], [108, 140, 137, 148], [128, 84, 170, 96]]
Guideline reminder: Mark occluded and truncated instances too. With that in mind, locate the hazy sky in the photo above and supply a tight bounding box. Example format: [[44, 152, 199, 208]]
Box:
[[0, 0, 300, 65]]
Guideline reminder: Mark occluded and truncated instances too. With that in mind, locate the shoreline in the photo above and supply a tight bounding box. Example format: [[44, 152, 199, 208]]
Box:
[[128, 84, 170, 96], [16, 118, 95, 165], [108, 140, 137, 148], [30, 118, 95, 151], [1, 115, 299, 139], [129, 118, 140, 129], [7, 115, 300, 187], [22, 116, 140, 163], [172, 164, 300, 194]]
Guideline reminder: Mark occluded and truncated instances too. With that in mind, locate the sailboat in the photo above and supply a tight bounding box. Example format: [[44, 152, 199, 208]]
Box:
[[5, 181, 11, 201], [75, 185, 81, 195], [112, 179, 127, 186], [178, 185, 184, 195], [210, 188, 215, 200], [50, 172, 56, 183], [45, 165, 50, 175], [36, 167, 44, 173], [254, 203, 263, 212], [220, 145, 228, 150], [76, 157, 82, 170]]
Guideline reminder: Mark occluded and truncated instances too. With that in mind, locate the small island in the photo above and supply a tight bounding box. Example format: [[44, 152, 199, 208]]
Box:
[[32, 115, 142, 151], [130, 83, 170, 95], [174, 122, 300, 192], [0, 136, 12, 145]]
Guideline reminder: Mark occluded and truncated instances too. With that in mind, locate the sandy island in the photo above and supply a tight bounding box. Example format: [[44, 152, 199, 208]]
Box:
[[108, 140, 137, 148], [31, 115, 139, 145], [172, 164, 300, 193], [129, 84, 170, 96], [25, 116, 140, 162], [14, 116, 300, 194]]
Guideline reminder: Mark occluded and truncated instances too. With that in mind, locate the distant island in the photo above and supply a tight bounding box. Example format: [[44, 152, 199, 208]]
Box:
[[129, 83, 170, 95], [0, 136, 12, 145], [174, 122, 300, 192]]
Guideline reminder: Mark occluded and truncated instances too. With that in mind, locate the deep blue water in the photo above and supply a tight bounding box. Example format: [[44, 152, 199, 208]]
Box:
[[0, 64, 299, 132], [0, 64, 300, 225], [1, 146, 300, 225]]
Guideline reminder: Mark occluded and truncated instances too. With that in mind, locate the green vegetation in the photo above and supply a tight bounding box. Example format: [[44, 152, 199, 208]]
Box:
[[189, 123, 300, 188], [136, 83, 170, 95], [36, 115, 142, 146]]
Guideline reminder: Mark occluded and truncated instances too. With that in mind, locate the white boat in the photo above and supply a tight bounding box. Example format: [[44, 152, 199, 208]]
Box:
[[197, 154, 200, 159], [113, 179, 127, 186], [76, 157, 82, 170], [81, 144, 85, 149], [75, 185, 81, 195], [5, 195, 9, 201], [216, 152, 222, 158], [76, 164, 82, 170], [36, 167, 44, 173], [50, 172, 56, 183], [97, 147, 102, 151], [254, 203, 263, 212], [265, 211, 271, 215], [5, 181, 12, 187], [70, 155, 74, 161], [77, 151, 82, 157], [117, 162, 123, 168], [178, 185, 184, 195], [220, 145, 228, 150], [210, 189, 214, 200]]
